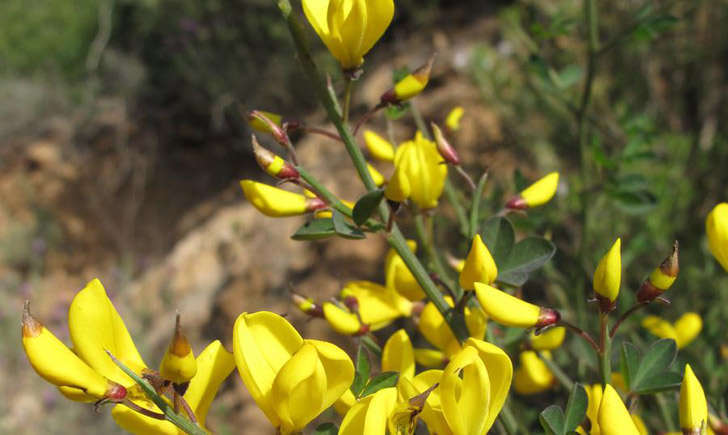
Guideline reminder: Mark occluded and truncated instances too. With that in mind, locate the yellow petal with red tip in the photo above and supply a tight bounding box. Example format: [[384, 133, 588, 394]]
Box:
[[68, 279, 147, 387], [474, 283, 541, 328], [241, 180, 315, 217], [520, 172, 559, 207]]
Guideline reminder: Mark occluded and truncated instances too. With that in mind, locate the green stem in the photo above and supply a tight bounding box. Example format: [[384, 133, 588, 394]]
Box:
[[343, 77, 353, 125], [275, 0, 468, 342], [444, 179, 470, 237], [537, 352, 575, 391], [468, 172, 488, 240], [598, 313, 612, 386], [414, 213, 456, 293], [655, 392, 677, 431], [498, 400, 520, 435]]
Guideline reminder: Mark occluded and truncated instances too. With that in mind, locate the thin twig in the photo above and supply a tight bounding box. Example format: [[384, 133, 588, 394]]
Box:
[[454, 165, 477, 191], [559, 320, 599, 352], [121, 399, 167, 420], [302, 126, 343, 142], [609, 302, 648, 338]]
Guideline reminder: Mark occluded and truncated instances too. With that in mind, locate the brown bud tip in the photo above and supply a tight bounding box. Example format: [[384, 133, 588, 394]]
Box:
[[431, 123, 461, 165], [22, 300, 42, 338], [355, 324, 371, 336], [595, 293, 616, 314], [412, 55, 435, 82], [379, 88, 398, 106], [105, 382, 127, 401], [636, 280, 661, 304], [409, 382, 439, 409], [305, 197, 328, 212], [169, 313, 192, 357], [660, 240, 679, 277], [506, 196, 528, 210], [536, 308, 561, 328], [343, 296, 359, 312]]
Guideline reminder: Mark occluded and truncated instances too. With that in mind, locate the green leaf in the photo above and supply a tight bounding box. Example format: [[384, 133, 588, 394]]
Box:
[[608, 188, 657, 215], [539, 405, 565, 435], [352, 189, 384, 226], [496, 237, 556, 286], [351, 343, 370, 396], [633, 371, 682, 394], [291, 218, 335, 241], [620, 342, 641, 390], [360, 372, 399, 397], [480, 217, 515, 265], [563, 384, 588, 433], [632, 339, 677, 392], [332, 210, 366, 239], [314, 423, 339, 435]]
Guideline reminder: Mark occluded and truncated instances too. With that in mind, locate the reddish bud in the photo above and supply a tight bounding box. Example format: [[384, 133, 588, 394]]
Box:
[[505, 195, 528, 210], [535, 308, 561, 328], [431, 122, 461, 165], [251, 135, 299, 180], [248, 110, 289, 146], [105, 382, 128, 401]]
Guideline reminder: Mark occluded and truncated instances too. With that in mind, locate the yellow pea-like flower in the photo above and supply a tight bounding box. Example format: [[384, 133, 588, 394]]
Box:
[[21, 302, 123, 402], [642, 313, 702, 349], [598, 384, 641, 435], [340, 387, 399, 435], [240, 180, 326, 217], [593, 238, 622, 307], [506, 172, 559, 209], [301, 0, 394, 70], [459, 234, 498, 290], [530, 326, 566, 351], [385, 242, 425, 301], [112, 340, 235, 434], [334, 389, 357, 416], [416, 297, 488, 362], [363, 130, 395, 162], [233, 311, 354, 434], [513, 351, 555, 395], [580, 384, 603, 434], [474, 282, 560, 328], [440, 338, 513, 435], [367, 163, 385, 186], [322, 302, 367, 336], [445, 106, 464, 131], [340, 280, 412, 329], [381, 329, 415, 379], [707, 202, 728, 272], [381, 57, 434, 104], [384, 131, 448, 209], [414, 348, 447, 368], [680, 364, 708, 434], [159, 315, 197, 385], [409, 370, 450, 434]]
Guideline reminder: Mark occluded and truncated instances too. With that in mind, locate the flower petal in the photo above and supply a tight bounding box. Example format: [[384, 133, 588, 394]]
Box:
[[184, 340, 235, 427], [465, 338, 512, 430], [441, 346, 491, 435], [382, 329, 415, 379], [306, 338, 355, 411]]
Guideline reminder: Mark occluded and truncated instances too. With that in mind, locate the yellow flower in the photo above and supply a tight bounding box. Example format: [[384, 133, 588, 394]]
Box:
[[445, 106, 464, 131], [415, 297, 488, 367], [301, 0, 394, 70], [367, 163, 385, 186], [322, 302, 368, 336], [680, 364, 708, 433], [240, 180, 325, 217], [506, 172, 559, 209], [474, 282, 560, 328], [440, 338, 513, 435], [233, 311, 354, 434], [530, 326, 566, 351], [21, 279, 233, 434], [385, 241, 425, 301], [513, 351, 554, 395], [384, 131, 448, 209], [363, 130, 395, 162], [112, 340, 235, 434], [593, 238, 622, 306], [598, 384, 641, 435], [381, 329, 415, 379], [340, 387, 400, 434], [642, 313, 702, 349], [707, 202, 728, 272], [459, 234, 498, 290], [579, 384, 603, 435], [340, 280, 413, 329]]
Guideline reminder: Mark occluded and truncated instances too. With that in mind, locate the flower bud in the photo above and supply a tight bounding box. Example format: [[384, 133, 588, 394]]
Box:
[[706, 202, 728, 272], [380, 56, 435, 105], [445, 106, 464, 132], [680, 364, 708, 434], [159, 314, 197, 385], [530, 326, 566, 351], [513, 351, 555, 395], [459, 234, 498, 290], [240, 180, 326, 217], [367, 163, 385, 186], [251, 135, 299, 180], [322, 302, 369, 336], [431, 122, 461, 165], [636, 241, 679, 303], [247, 110, 286, 142], [593, 238, 622, 311], [363, 130, 395, 162], [292, 293, 323, 318], [474, 283, 560, 328], [506, 172, 559, 210], [598, 385, 641, 435]]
